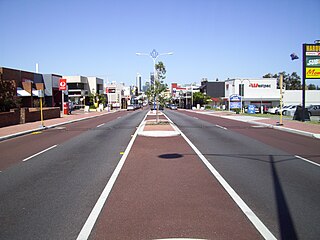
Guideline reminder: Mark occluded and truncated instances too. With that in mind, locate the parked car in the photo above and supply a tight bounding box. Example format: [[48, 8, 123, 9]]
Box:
[[307, 105, 320, 116], [276, 105, 291, 115], [127, 104, 135, 111], [267, 106, 279, 114], [283, 105, 298, 116]]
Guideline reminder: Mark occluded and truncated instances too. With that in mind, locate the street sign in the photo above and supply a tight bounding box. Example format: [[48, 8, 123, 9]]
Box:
[[248, 105, 256, 114], [59, 79, 67, 91], [304, 44, 320, 79], [229, 94, 242, 109]]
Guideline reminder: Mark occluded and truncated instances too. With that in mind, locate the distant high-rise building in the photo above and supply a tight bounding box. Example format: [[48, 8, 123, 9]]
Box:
[[150, 72, 154, 85], [136, 73, 142, 93]]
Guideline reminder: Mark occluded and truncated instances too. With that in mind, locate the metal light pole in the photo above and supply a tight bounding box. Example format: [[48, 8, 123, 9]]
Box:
[[136, 49, 173, 122], [238, 79, 251, 113]]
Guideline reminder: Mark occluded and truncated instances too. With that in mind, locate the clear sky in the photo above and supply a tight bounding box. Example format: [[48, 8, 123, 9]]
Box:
[[0, 0, 319, 86]]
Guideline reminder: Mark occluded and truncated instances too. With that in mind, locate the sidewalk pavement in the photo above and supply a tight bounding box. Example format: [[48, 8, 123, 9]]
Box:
[[189, 110, 320, 139], [0, 109, 116, 141]]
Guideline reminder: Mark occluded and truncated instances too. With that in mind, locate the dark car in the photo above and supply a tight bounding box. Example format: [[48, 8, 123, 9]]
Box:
[[307, 105, 320, 116]]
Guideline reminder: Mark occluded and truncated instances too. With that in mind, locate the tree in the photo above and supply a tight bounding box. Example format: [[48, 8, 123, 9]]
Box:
[[263, 72, 301, 90], [307, 84, 316, 90], [149, 61, 167, 122], [193, 92, 210, 106], [153, 61, 167, 98], [0, 78, 20, 112], [155, 61, 166, 83]]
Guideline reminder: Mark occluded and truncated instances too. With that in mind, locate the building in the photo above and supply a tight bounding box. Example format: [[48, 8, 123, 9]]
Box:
[[199, 79, 226, 106], [225, 78, 279, 108], [63, 75, 104, 105], [171, 83, 199, 109], [43, 74, 63, 108], [0, 67, 46, 108], [225, 78, 320, 109], [105, 82, 127, 109], [136, 74, 142, 93], [200, 79, 225, 98]]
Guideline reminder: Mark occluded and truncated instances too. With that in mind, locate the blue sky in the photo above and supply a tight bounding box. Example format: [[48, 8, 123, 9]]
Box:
[[0, 0, 319, 86]]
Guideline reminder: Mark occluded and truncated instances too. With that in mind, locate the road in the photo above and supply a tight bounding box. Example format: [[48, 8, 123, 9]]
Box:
[[164, 109, 320, 240], [1, 108, 319, 239], [0, 109, 147, 239]]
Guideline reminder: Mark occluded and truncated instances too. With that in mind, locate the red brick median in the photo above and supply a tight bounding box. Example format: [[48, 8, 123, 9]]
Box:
[[90, 136, 262, 240]]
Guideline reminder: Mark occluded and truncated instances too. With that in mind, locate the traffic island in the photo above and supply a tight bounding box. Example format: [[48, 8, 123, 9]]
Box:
[[138, 111, 180, 137]]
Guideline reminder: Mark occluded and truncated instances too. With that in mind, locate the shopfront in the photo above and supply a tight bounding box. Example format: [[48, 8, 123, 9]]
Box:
[[225, 78, 280, 109]]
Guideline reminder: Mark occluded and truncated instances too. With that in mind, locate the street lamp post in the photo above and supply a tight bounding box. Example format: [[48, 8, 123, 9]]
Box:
[[136, 49, 173, 122], [238, 79, 251, 113]]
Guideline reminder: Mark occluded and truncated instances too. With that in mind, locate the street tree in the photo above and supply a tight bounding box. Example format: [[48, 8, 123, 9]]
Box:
[[307, 84, 317, 90], [263, 72, 302, 90], [151, 61, 167, 122], [193, 92, 210, 107], [0, 78, 20, 112]]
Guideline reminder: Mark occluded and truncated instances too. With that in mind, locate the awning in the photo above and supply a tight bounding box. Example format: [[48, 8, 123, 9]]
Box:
[[17, 87, 31, 97], [32, 89, 43, 97]]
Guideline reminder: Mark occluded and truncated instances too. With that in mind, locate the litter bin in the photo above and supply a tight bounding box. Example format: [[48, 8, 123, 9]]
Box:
[[293, 106, 310, 121], [63, 102, 69, 115]]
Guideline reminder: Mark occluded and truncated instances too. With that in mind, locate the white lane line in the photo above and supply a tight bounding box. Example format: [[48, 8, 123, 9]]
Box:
[[295, 155, 320, 167], [216, 124, 227, 130], [117, 116, 122, 119], [175, 128, 276, 240], [96, 123, 105, 128], [22, 145, 58, 162], [193, 117, 199, 119], [76, 113, 148, 240]]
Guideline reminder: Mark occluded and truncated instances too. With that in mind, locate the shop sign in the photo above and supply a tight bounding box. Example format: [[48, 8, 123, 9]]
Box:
[[306, 57, 320, 67], [306, 45, 320, 52], [304, 44, 320, 79], [306, 52, 320, 56], [106, 88, 116, 93], [229, 94, 241, 109], [59, 79, 67, 91], [230, 101, 241, 109], [249, 83, 271, 88], [229, 94, 241, 102], [306, 68, 320, 78]]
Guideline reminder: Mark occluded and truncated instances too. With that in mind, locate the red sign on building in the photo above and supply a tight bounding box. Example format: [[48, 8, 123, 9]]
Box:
[[59, 79, 67, 91]]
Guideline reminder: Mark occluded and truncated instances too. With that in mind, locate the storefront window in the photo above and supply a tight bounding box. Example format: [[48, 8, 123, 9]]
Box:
[[239, 84, 244, 96]]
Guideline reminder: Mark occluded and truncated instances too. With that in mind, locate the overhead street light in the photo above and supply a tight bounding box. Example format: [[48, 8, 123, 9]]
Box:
[[136, 49, 173, 121]]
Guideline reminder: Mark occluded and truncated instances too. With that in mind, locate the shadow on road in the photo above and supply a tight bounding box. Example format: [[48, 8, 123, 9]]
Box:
[[269, 155, 298, 240]]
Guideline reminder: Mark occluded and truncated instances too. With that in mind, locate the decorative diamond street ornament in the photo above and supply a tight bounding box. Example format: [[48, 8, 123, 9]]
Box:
[[150, 49, 159, 59]]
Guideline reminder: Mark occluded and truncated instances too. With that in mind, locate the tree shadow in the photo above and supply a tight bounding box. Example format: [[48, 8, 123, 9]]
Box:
[[158, 153, 183, 159]]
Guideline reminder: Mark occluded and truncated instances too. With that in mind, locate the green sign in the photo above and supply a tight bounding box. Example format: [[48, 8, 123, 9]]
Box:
[[306, 57, 320, 67]]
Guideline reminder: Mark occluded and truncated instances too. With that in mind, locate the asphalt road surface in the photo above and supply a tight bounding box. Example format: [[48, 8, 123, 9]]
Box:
[[165, 109, 320, 240], [0, 109, 147, 239], [1, 108, 319, 239]]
